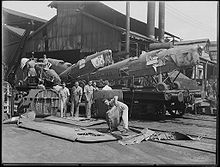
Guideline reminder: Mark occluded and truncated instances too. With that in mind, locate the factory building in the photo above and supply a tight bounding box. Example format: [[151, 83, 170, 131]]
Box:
[[23, 1, 180, 63]]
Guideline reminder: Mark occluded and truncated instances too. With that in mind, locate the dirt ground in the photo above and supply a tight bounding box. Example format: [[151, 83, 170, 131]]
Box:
[[2, 113, 216, 165]]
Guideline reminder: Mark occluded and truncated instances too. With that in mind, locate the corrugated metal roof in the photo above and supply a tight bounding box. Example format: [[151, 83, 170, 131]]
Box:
[[48, 1, 180, 40], [3, 7, 47, 23], [3, 7, 47, 31], [81, 11, 157, 43]]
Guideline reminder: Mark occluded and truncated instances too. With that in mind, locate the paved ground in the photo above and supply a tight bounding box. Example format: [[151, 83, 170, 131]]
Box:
[[2, 113, 216, 165]]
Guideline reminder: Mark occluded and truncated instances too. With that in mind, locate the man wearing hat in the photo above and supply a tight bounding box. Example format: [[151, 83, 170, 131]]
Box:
[[59, 82, 70, 117]]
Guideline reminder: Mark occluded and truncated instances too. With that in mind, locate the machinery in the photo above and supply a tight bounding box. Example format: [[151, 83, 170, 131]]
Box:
[[7, 50, 113, 117], [5, 36, 202, 118], [59, 44, 202, 118], [59, 49, 113, 85]]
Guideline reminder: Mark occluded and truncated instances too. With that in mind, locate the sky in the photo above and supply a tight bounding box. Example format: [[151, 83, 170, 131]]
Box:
[[2, 1, 218, 41]]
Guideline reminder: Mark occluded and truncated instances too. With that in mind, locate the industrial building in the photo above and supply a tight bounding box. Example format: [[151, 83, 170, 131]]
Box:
[[2, 2, 217, 86], [24, 1, 180, 62]]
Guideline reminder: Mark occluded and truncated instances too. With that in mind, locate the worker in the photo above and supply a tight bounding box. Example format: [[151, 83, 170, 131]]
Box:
[[103, 96, 129, 135], [102, 80, 112, 90], [70, 81, 83, 117], [43, 54, 50, 69], [59, 82, 70, 118], [93, 81, 99, 91], [26, 56, 37, 77], [206, 81, 212, 97], [37, 79, 45, 89], [84, 80, 94, 119], [212, 81, 217, 99]]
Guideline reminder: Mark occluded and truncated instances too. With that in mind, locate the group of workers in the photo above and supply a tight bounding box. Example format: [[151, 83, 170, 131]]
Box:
[[21, 54, 50, 87], [53, 80, 112, 118], [52, 80, 129, 134], [23, 54, 129, 134]]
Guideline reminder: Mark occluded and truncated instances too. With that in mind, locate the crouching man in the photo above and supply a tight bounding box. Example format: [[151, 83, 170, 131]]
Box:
[[103, 96, 129, 135]]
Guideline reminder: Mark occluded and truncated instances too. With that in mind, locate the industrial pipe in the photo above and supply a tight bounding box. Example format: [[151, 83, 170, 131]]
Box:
[[159, 1, 165, 42], [147, 1, 156, 39]]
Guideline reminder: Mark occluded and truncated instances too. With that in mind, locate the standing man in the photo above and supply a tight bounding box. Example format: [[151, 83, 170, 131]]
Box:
[[103, 96, 129, 134], [70, 81, 83, 117], [59, 82, 70, 117], [27, 56, 37, 77], [43, 54, 50, 69], [102, 80, 112, 90], [84, 80, 94, 119]]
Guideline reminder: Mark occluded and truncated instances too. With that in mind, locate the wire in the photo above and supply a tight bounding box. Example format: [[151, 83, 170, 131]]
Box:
[[165, 8, 213, 34], [166, 4, 212, 28], [166, 4, 216, 32]]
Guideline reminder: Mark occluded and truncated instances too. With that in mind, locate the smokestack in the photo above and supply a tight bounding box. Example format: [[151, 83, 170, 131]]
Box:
[[159, 1, 165, 42], [147, 1, 155, 39], [126, 1, 130, 58]]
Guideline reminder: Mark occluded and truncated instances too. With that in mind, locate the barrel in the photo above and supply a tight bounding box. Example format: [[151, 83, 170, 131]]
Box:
[[30, 89, 60, 116], [93, 90, 123, 118]]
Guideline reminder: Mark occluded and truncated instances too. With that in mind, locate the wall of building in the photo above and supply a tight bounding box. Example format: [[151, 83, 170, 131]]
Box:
[[26, 8, 121, 54], [2, 26, 22, 79]]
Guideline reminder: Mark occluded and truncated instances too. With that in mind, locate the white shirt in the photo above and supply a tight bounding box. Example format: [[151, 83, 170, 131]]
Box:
[[102, 85, 112, 90], [59, 87, 70, 100]]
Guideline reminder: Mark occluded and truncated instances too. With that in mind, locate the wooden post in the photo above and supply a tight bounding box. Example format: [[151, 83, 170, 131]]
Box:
[[126, 1, 130, 58]]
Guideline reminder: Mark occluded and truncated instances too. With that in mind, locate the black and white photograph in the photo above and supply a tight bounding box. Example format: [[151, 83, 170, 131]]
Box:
[[2, 1, 218, 165]]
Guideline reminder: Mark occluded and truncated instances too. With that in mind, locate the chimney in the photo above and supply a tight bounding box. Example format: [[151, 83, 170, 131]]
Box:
[[147, 1, 156, 39], [159, 1, 165, 42]]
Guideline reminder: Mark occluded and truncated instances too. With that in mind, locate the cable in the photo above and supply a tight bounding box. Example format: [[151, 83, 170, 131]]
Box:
[[166, 4, 216, 32], [167, 3, 217, 31], [165, 8, 213, 34], [165, 7, 211, 32], [166, 4, 214, 29]]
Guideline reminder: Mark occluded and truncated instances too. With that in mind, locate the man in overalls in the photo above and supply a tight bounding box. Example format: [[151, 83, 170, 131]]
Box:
[[70, 81, 83, 117], [59, 82, 70, 117], [84, 80, 94, 119]]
